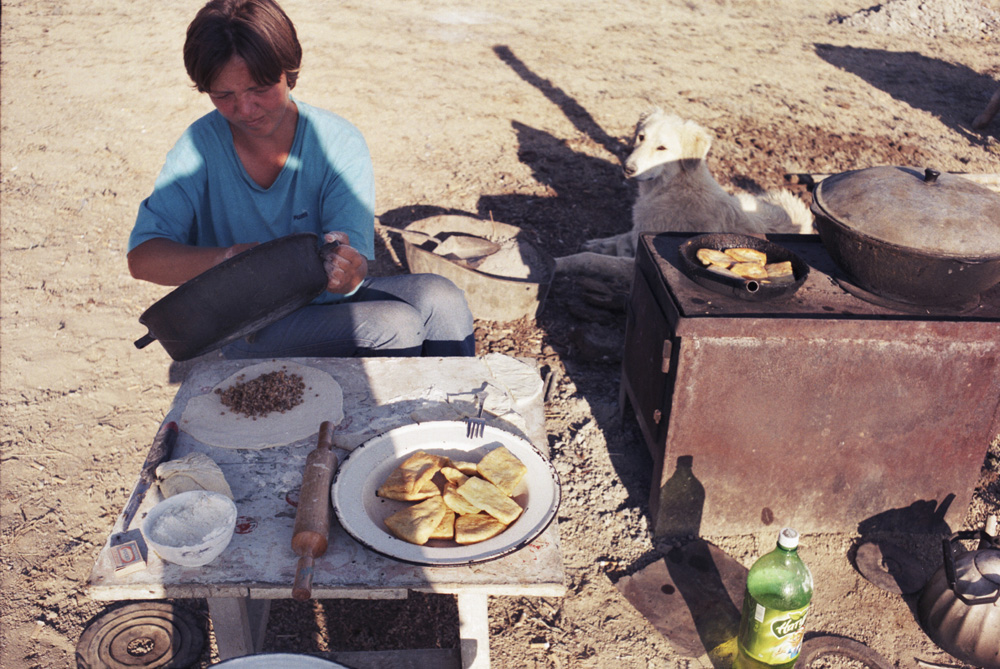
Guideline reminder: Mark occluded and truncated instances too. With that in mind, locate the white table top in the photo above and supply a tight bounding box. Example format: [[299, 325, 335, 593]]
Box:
[[88, 354, 565, 601]]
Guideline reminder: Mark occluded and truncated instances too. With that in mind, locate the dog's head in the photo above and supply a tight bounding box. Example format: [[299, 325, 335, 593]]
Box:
[[623, 108, 713, 181]]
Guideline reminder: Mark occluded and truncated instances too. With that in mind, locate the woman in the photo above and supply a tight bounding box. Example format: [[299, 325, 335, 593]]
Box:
[[128, 0, 475, 358]]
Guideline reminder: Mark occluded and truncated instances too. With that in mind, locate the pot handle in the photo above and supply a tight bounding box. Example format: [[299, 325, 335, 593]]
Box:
[[923, 168, 941, 183], [134, 333, 156, 350], [942, 536, 958, 592], [941, 530, 1000, 605]]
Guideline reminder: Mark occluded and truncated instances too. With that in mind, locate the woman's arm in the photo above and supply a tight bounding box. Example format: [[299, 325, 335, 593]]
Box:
[[127, 237, 258, 286]]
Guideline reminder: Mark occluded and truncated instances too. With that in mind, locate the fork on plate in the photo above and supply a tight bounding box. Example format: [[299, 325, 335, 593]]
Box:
[[465, 394, 486, 439]]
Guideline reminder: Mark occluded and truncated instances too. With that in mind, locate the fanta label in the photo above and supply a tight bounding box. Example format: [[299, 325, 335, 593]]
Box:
[[737, 591, 809, 665]]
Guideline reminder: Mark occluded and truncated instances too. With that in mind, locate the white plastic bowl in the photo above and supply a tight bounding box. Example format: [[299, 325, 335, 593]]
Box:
[[141, 490, 237, 567]]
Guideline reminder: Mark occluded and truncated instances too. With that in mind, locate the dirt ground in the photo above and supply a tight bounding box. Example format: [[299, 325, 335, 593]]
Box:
[[3, 0, 1000, 667]]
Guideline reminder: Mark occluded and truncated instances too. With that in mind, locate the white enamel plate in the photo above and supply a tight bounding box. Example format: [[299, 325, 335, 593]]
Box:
[[331, 421, 560, 566]]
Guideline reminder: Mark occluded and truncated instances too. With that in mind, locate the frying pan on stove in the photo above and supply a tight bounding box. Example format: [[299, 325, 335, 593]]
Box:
[[677, 233, 809, 301], [133, 233, 336, 361]]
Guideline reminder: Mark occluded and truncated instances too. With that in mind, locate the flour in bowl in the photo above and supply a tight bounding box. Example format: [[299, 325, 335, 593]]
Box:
[[147, 494, 233, 547]]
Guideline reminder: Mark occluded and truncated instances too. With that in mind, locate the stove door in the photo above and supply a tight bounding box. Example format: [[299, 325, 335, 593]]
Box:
[[621, 267, 676, 458]]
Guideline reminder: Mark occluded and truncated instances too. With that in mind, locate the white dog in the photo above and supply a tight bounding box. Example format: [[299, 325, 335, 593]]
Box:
[[555, 108, 813, 280]]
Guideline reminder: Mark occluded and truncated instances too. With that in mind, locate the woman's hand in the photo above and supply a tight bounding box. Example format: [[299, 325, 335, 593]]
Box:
[[322, 231, 367, 294]]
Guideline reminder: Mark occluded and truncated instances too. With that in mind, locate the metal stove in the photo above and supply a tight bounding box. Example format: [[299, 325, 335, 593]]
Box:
[[621, 233, 1000, 538]]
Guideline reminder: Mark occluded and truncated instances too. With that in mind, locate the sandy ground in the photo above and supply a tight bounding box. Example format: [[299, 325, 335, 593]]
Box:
[[3, 0, 1000, 667]]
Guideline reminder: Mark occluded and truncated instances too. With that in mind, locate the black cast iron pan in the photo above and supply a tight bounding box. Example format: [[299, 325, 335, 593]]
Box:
[[678, 233, 809, 301], [134, 233, 336, 361]]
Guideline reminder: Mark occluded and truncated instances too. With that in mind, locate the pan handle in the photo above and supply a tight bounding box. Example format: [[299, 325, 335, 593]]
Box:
[[134, 333, 156, 350]]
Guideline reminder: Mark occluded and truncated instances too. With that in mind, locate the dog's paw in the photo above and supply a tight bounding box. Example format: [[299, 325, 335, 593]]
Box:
[[581, 237, 621, 255]]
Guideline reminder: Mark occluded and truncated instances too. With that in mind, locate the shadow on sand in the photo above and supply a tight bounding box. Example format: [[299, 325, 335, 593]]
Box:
[[814, 43, 999, 143]]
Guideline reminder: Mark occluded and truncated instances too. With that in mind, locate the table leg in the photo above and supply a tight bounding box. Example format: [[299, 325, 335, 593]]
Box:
[[457, 592, 489, 669], [207, 596, 271, 660]]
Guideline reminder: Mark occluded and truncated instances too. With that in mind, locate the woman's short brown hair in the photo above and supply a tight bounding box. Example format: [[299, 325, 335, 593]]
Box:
[[184, 0, 302, 93]]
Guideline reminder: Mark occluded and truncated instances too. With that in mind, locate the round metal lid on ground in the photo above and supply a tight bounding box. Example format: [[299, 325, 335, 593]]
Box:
[[76, 601, 205, 669], [797, 634, 895, 669]]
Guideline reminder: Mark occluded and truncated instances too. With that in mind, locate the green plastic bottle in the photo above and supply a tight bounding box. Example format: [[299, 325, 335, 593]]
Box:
[[734, 528, 813, 669]]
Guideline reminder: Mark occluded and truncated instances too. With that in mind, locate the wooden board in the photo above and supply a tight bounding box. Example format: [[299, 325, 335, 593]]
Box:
[[88, 355, 564, 601]]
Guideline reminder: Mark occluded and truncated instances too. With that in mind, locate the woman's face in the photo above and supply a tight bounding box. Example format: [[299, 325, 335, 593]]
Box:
[[207, 56, 295, 141]]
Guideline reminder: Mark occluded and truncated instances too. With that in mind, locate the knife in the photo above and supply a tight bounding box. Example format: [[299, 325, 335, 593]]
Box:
[[111, 421, 178, 546]]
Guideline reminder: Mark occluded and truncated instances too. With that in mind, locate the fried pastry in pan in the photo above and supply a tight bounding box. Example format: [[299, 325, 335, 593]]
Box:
[[724, 247, 767, 264]]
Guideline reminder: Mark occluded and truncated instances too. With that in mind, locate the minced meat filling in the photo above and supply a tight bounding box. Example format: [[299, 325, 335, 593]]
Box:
[[215, 370, 305, 418]]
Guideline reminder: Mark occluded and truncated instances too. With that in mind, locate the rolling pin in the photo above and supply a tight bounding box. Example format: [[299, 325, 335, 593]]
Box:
[[291, 421, 338, 601]]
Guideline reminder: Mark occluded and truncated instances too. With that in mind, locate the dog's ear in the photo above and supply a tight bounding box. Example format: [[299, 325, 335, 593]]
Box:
[[679, 120, 713, 164], [637, 106, 663, 127]]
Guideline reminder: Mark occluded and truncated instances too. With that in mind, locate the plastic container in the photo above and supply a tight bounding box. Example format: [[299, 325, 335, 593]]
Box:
[[735, 528, 813, 669], [142, 490, 237, 567]]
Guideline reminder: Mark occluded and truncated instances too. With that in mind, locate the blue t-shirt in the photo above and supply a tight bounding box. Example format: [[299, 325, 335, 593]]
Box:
[[129, 99, 375, 302]]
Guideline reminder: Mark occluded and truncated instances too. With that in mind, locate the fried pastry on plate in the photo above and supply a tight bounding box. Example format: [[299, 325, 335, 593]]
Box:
[[440, 466, 469, 486], [455, 513, 508, 545], [457, 477, 523, 525], [449, 460, 480, 476], [477, 446, 527, 496], [384, 495, 448, 545], [376, 450, 445, 499], [429, 508, 456, 540], [377, 477, 440, 502], [443, 481, 482, 515]]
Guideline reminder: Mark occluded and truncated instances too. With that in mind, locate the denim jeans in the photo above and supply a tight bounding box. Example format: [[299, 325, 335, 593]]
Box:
[[222, 273, 475, 359]]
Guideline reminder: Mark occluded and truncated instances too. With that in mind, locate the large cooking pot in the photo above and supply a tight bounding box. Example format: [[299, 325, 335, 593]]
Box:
[[134, 233, 334, 361], [812, 166, 1000, 307]]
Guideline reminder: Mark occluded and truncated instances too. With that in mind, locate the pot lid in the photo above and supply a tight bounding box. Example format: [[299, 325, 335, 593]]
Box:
[[813, 166, 1000, 257]]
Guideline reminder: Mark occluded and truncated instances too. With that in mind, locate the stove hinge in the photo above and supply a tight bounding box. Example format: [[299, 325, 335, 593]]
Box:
[[661, 340, 673, 374]]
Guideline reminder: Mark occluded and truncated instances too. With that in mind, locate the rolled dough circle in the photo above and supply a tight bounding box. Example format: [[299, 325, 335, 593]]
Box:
[[180, 361, 344, 450]]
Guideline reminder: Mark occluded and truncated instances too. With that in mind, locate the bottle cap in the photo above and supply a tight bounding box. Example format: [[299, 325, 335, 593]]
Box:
[[778, 527, 799, 549]]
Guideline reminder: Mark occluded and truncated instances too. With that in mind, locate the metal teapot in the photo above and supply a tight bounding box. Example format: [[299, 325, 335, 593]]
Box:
[[918, 515, 1000, 668]]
